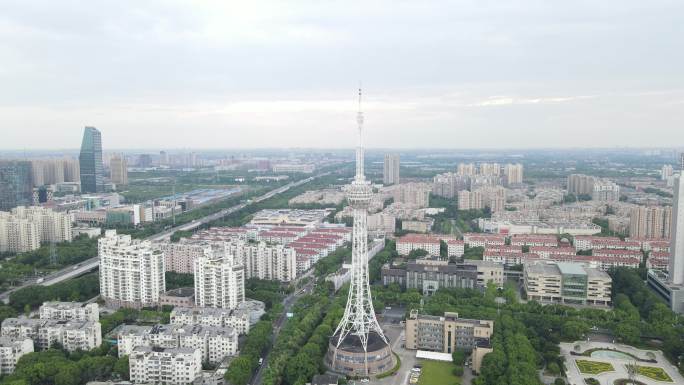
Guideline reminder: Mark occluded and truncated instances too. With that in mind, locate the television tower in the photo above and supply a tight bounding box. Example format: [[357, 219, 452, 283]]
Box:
[[327, 88, 393, 376]]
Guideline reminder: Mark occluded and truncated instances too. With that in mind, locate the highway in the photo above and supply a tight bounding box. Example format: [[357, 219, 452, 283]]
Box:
[[0, 173, 328, 304]]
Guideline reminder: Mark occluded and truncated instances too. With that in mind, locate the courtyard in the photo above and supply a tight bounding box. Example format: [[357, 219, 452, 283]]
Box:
[[560, 341, 684, 385]]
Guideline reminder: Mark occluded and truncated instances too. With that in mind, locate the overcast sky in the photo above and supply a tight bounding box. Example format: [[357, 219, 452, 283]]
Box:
[[1, 0, 683, 150]]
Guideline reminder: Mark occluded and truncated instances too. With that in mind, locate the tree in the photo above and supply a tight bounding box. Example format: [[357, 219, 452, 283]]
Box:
[[553, 379, 566, 385], [561, 320, 589, 341], [614, 322, 640, 345], [225, 356, 253, 385], [452, 350, 466, 366], [408, 248, 429, 259]]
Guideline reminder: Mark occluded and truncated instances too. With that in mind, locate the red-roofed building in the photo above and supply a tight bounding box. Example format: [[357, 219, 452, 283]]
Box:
[[445, 239, 465, 257], [483, 251, 541, 265], [510, 235, 558, 247], [397, 234, 441, 256], [647, 252, 670, 270], [530, 246, 576, 259]]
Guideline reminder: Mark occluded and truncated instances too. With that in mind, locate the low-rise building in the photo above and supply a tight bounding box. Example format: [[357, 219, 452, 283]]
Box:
[[0, 337, 33, 374], [445, 239, 464, 257], [129, 346, 201, 385], [1, 318, 101, 351], [39, 301, 99, 322], [523, 261, 612, 306], [118, 324, 238, 364], [405, 310, 493, 368], [383, 259, 504, 294], [396, 234, 441, 256], [170, 307, 250, 335]]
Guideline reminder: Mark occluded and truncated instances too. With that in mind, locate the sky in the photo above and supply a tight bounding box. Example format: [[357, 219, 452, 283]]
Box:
[[1, 0, 683, 150]]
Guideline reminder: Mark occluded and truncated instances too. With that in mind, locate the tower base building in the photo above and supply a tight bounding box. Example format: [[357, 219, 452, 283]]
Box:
[[325, 331, 395, 376]]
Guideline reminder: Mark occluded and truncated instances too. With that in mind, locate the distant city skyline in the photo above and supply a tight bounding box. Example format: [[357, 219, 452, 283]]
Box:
[[1, 1, 683, 149]]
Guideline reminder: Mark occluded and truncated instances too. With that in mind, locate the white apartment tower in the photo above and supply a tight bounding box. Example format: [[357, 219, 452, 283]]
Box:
[[129, 347, 201, 385], [383, 154, 400, 185], [670, 159, 684, 285], [193, 246, 245, 310], [99, 230, 166, 308]]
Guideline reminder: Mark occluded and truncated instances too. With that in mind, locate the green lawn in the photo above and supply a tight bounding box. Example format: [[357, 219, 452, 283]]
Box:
[[417, 360, 460, 385], [633, 365, 673, 382], [576, 360, 614, 375]]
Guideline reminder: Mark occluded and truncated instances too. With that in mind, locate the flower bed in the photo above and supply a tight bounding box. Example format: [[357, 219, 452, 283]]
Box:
[[576, 360, 615, 375], [633, 365, 673, 382]]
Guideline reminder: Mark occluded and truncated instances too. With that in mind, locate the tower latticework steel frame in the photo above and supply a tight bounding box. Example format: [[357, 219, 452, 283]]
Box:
[[331, 88, 388, 370]]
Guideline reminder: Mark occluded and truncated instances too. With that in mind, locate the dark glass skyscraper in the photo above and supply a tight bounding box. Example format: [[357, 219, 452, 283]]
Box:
[[0, 160, 33, 211], [79, 126, 104, 193]]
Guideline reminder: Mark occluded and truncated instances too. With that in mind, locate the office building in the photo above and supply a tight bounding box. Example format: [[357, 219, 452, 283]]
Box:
[[110, 154, 128, 185], [629, 205, 672, 239], [39, 302, 99, 322], [117, 323, 239, 363], [383, 154, 400, 185], [0, 161, 33, 211], [79, 126, 104, 193], [567, 174, 596, 196], [99, 230, 166, 309], [129, 346, 201, 385], [503, 163, 524, 185], [382, 259, 503, 293], [592, 179, 620, 202], [0, 337, 33, 374], [458, 190, 483, 210], [405, 310, 493, 373], [1, 318, 101, 352], [523, 261, 612, 306], [194, 247, 245, 310]]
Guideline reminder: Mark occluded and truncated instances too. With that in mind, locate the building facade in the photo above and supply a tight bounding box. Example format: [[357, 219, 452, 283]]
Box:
[[193, 249, 245, 310], [99, 230, 166, 309], [39, 302, 99, 322], [129, 347, 201, 385], [629, 205, 672, 239], [383, 154, 400, 185], [110, 154, 128, 186], [0, 337, 33, 375], [79, 126, 104, 193], [523, 261, 612, 306], [1, 318, 101, 351], [670, 172, 684, 285], [0, 161, 33, 211]]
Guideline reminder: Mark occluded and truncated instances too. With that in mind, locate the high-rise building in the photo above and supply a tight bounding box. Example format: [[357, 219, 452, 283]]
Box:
[[159, 151, 169, 166], [670, 170, 684, 286], [503, 163, 524, 185], [79, 126, 104, 193], [392, 182, 431, 208], [457, 163, 476, 176], [0, 161, 33, 211], [0, 207, 72, 253], [479, 163, 500, 176], [432, 172, 468, 198], [458, 190, 483, 210], [98, 230, 166, 308], [662, 164, 674, 181], [592, 179, 620, 202], [383, 154, 400, 185], [193, 245, 245, 310], [110, 154, 128, 185], [630, 206, 672, 239], [567, 174, 596, 196]]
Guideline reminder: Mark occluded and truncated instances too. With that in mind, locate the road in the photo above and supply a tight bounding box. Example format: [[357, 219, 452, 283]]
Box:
[[0, 173, 329, 304], [251, 268, 317, 385]]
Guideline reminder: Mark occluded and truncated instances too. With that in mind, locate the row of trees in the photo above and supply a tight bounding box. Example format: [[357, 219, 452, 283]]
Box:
[[0, 343, 129, 385], [8, 273, 100, 312]]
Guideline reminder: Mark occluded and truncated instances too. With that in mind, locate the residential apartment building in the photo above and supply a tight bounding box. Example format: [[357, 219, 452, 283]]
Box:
[[39, 302, 99, 322], [117, 324, 238, 363], [432, 173, 468, 198], [170, 307, 250, 335], [383, 154, 400, 185], [567, 174, 596, 196], [0, 206, 72, 253], [503, 163, 524, 185], [110, 154, 128, 186], [396, 234, 441, 256], [129, 346, 201, 385], [592, 180, 620, 202], [456, 163, 476, 176], [445, 239, 464, 257], [392, 183, 431, 208], [1, 318, 101, 351], [99, 230, 166, 309], [457, 190, 483, 210], [367, 213, 396, 234], [0, 337, 33, 375], [225, 240, 297, 282], [523, 261, 612, 306], [194, 248, 245, 310], [476, 186, 506, 213]]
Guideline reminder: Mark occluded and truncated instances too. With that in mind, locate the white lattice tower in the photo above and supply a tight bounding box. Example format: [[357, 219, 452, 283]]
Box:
[[331, 88, 388, 371]]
